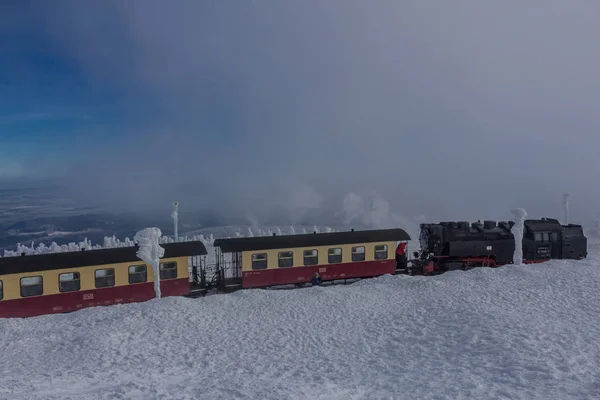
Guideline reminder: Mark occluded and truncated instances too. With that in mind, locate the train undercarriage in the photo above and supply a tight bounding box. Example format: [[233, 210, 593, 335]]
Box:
[[405, 252, 500, 276]]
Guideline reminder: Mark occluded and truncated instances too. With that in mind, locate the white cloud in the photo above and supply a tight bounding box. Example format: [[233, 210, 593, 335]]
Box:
[[9, 0, 600, 223]]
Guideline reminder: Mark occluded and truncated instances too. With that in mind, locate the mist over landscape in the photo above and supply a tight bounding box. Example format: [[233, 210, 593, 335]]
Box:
[[4, 3, 600, 399], [2, 0, 600, 247]]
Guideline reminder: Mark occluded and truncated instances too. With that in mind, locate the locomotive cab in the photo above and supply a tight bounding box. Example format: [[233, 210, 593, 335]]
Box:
[[522, 218, 563, 262], [522, 218, 587, 261]]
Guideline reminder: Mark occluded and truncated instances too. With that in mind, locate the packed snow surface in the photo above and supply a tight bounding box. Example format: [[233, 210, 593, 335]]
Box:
[[2, 255, 600, 399]]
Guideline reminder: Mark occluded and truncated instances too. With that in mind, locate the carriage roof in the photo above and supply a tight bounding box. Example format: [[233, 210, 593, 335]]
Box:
[[0, 240, 207, 276], [524, 218, 563, 231], [213, 228, 411, 253]]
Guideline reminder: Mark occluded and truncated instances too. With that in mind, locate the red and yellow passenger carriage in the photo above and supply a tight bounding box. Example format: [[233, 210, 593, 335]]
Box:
[[0, 241, 206, 318], [213, 228, 411, 289]]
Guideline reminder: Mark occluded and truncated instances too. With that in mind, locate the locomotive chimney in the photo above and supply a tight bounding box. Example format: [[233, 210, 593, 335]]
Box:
[[562, 194, 569, 225]]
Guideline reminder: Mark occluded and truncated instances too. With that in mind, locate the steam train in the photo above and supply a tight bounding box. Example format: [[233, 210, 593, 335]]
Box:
[[407, 218, 587, 275], [0, 214, 588, 318]]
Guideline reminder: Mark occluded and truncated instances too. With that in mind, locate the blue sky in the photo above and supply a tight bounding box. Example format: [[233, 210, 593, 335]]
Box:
[[1, 1, 600, 223], [0, 1, 255, 180], [0, 6, 163, 176]]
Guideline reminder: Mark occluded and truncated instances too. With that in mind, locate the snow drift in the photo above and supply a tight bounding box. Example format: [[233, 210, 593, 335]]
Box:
[[1, 255, 599, 399]]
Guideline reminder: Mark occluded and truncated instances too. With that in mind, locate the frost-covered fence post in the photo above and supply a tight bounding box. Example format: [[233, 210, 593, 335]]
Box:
[[511, 208, 528, 265], [562, 194, 569, 225], [172, 202, 179, 242], [134, 228, 165, 299]]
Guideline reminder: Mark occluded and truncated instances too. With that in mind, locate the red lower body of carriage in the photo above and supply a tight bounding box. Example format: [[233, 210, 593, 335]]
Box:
[[0, 278, 189, 318], [242, 259, 396, 288]]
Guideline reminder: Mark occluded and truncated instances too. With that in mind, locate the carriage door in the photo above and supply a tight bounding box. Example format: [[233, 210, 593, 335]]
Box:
[[232, 252, 242, 279]]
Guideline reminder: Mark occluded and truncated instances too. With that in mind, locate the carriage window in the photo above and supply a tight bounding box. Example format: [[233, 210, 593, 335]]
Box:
[[59, 272, 80, 292], [303, 249, 318, 266], [20, 276, 43, 297], [328, 248, 342, 264], [0, 280, 3, 300], [278, 251, 294, 268], [352, 246, 365, 262], [251, 253, 268, 270], [129, 265, 147, 284], [160, 262, 178, 279], [95, 268, 115, 288], [535, 232, 550, 242], [374, 244, 388, 260]]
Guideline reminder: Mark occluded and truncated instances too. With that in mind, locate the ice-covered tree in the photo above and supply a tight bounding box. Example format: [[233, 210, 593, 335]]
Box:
[[134, 227, 165, 299], [511, 208, 528, 265]]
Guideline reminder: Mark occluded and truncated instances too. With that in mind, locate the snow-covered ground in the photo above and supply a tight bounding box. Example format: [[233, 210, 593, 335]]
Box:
[[2, 253, 600, 399]]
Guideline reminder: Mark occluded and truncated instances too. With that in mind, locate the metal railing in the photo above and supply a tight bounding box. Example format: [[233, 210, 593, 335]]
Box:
[[187, 255, 242, 292]]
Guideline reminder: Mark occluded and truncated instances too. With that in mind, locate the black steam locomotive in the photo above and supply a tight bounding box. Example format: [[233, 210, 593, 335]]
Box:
[[408, 218, 587, 275]]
